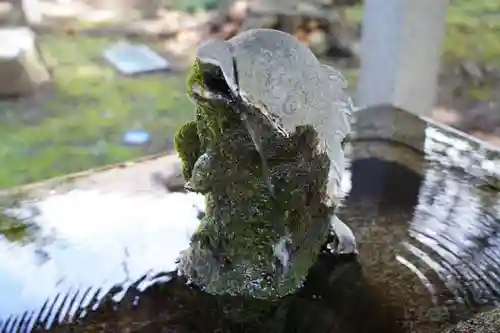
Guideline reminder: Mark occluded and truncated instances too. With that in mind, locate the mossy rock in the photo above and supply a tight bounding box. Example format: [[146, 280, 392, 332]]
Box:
[[174, 57, 334, 300]]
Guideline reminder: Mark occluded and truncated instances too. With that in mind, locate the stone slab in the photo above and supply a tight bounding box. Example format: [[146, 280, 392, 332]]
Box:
[[0, 27, 50, 96]]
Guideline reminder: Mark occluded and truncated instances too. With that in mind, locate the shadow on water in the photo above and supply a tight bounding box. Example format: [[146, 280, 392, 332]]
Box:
[[0, 107, 500, 332]]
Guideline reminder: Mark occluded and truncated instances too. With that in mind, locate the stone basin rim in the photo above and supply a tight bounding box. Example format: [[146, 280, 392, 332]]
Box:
[[353, 106, 500, 190]]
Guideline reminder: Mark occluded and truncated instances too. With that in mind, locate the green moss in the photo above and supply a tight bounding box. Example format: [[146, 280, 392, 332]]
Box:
[[176, 61, 333, 300], [0, 191, 38, 244], [0, 35, 194, 189], [174, 120, 201, 180], [186, 59, 204, 97]]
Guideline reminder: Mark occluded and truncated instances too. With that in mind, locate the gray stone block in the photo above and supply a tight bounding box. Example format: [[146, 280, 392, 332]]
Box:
[[0, 27, 50, 96]]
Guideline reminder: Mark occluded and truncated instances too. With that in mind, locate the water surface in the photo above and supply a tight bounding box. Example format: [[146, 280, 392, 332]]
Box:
[[0, 110, 500, 332]]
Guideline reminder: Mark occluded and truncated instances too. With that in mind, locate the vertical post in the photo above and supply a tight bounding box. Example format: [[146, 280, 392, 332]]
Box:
[[356, 0, 448, 117]]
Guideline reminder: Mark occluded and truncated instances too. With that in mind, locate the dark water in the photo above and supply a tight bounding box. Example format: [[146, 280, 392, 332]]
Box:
[[1, 114, 500, 332]]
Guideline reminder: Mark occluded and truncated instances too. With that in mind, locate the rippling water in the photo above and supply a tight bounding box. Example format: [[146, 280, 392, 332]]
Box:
[[0, 191, 205, 331], [0, 111, 500, 332]]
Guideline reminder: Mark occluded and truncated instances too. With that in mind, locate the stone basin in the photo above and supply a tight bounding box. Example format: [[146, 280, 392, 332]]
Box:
[[0, 106, 499, 332]]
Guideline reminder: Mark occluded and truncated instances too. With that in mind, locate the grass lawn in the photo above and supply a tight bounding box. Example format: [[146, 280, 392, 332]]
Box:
[[0, 34, 195, 189]]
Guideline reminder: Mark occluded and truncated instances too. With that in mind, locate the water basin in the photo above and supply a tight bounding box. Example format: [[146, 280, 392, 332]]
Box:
[[0, 106, 499, 333]]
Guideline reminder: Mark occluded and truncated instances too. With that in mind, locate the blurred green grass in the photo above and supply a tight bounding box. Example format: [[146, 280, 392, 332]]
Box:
[[0, 35, 194, 188], [444, 0, 500, 65]]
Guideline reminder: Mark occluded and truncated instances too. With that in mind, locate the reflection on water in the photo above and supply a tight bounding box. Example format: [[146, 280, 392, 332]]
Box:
[[0, 114, 500, 332], [0, 191, 204, 331]]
